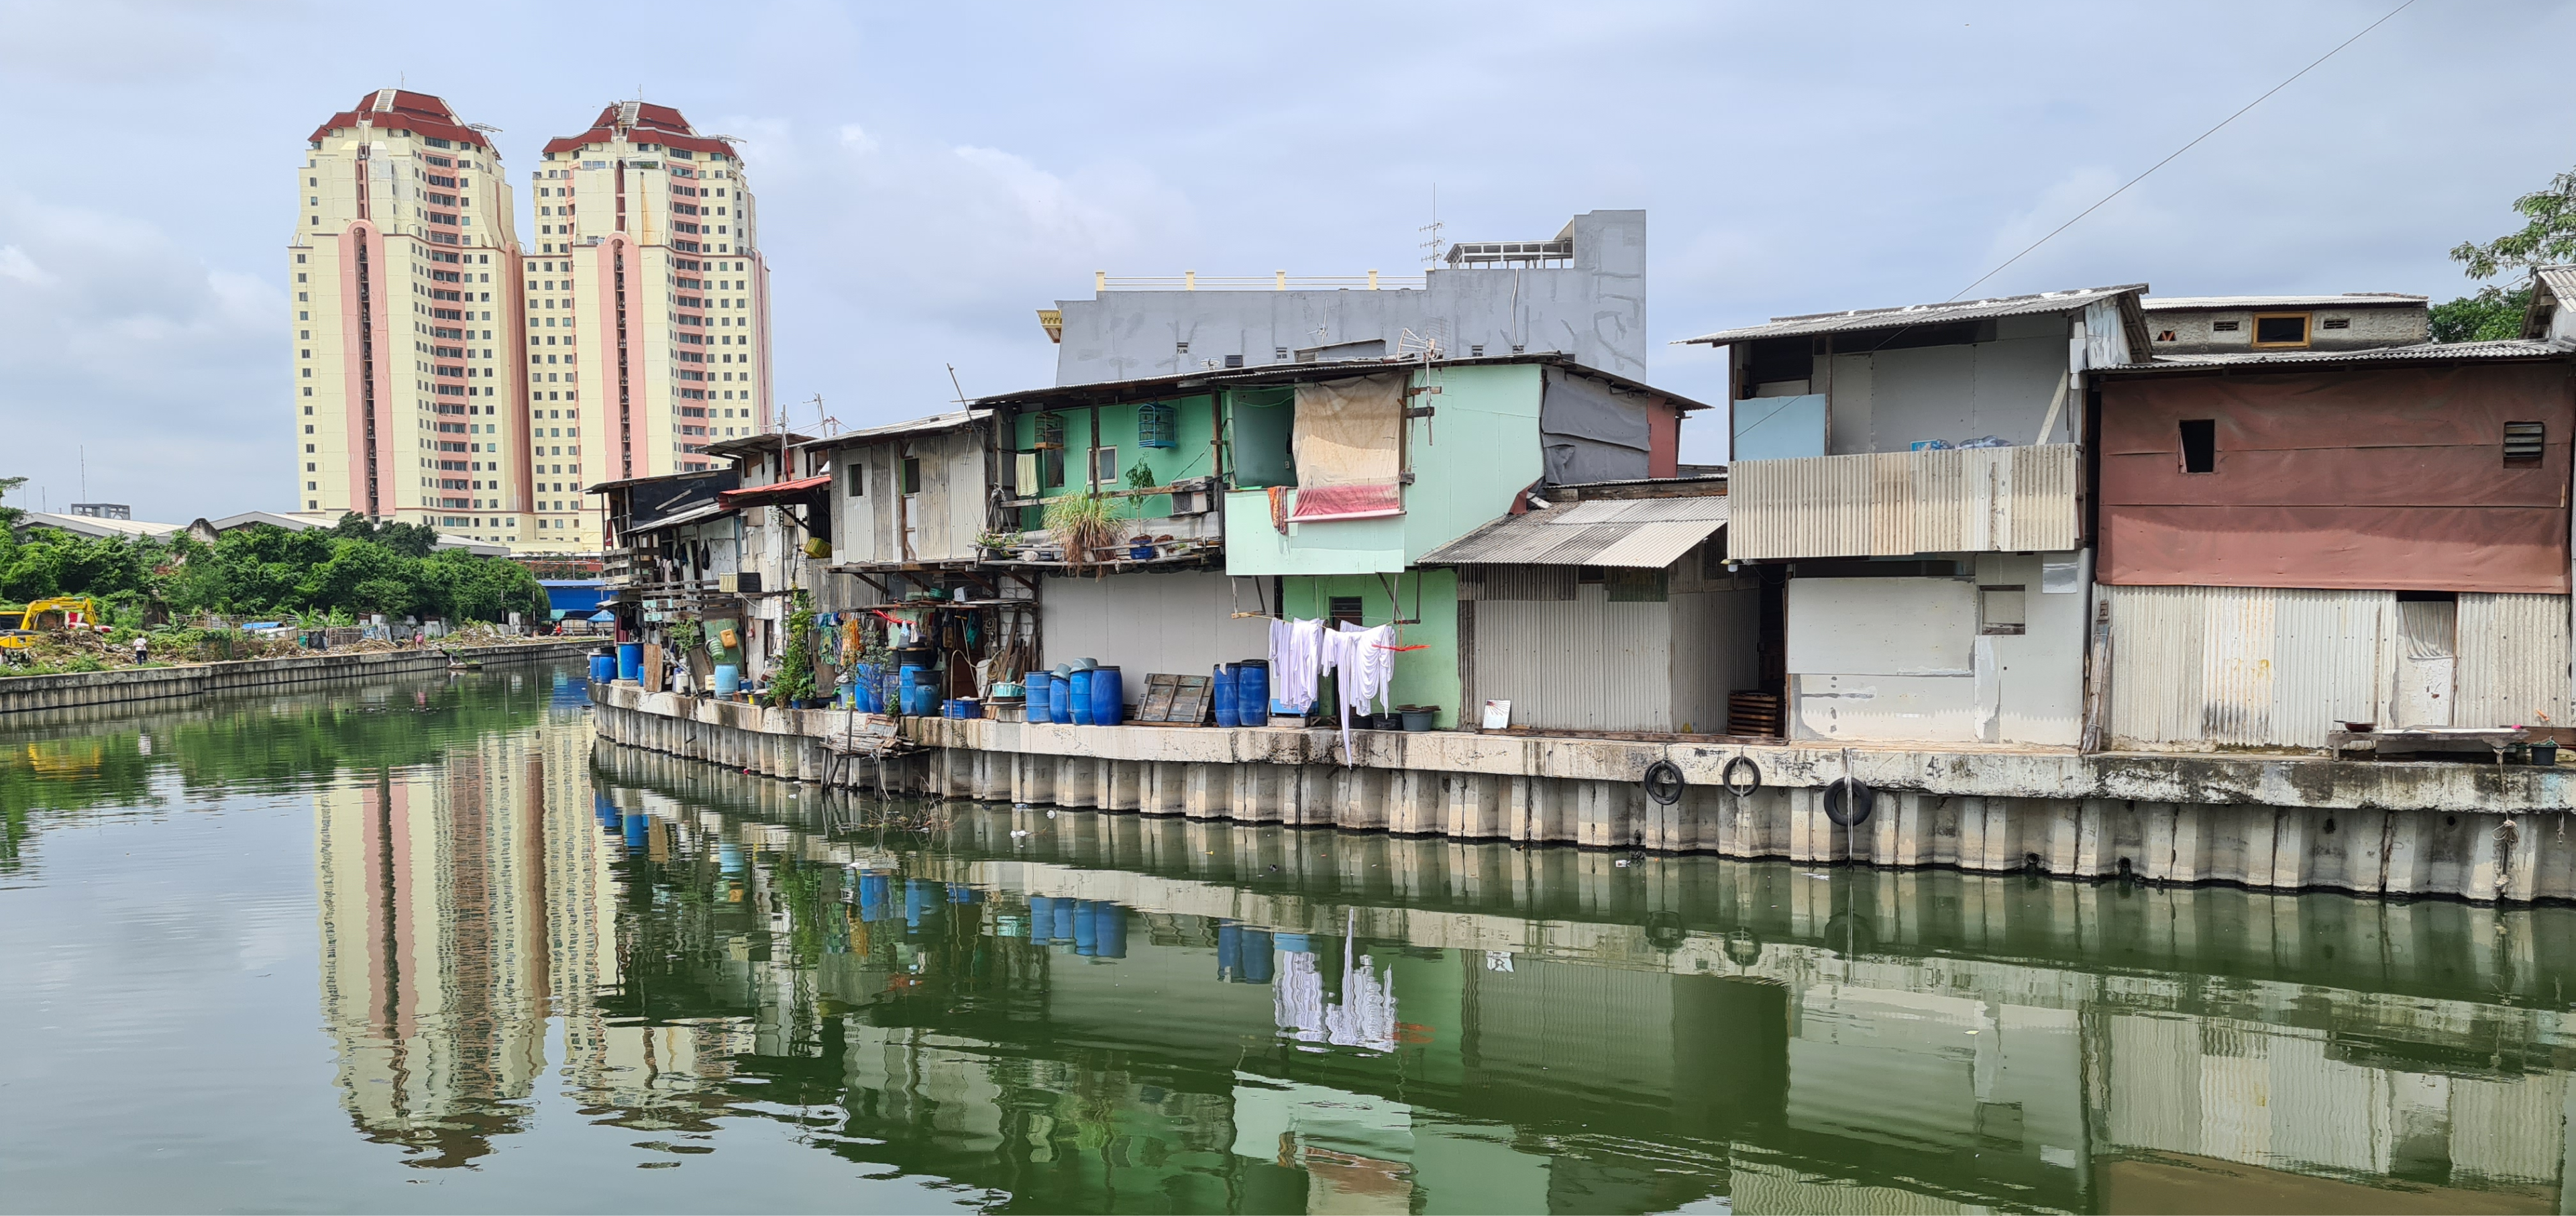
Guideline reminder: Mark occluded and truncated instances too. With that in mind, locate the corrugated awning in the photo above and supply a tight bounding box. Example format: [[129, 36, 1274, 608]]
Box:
[[1417, 496, 1727, 568], [626, 501, 734, 534], [718, 474, 832, 507]]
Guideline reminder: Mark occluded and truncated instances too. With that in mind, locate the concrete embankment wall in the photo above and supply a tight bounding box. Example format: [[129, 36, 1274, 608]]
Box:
[[587, 681, 2576, 902], [0, 640, 593, 715]]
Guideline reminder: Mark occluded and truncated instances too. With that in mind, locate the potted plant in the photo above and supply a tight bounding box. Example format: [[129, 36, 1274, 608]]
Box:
[[1043, 493, 1122, 572]]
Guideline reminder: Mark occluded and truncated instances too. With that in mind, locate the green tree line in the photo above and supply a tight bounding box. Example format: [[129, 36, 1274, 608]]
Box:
[[0, 508, 549, 627]]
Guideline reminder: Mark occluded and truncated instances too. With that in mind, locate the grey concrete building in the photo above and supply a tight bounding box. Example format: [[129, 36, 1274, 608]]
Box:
[[2140, 293, 2428, 355], [1042, 209, 1647, 385]]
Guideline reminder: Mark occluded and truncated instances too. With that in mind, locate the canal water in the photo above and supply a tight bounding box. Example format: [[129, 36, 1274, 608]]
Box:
[[5, 663, 2574, 1214]]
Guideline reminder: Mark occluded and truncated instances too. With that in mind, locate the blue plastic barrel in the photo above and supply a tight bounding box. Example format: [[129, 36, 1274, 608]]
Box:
[[1213, 664, 1240, 727], [712, 664, 741, 697], [1090, 666, 1123, 727], [616, 642, 643, 681], [1068, 670, 1095, 725], [1024, 671, 1053, 723], [622, 811, 649, 850], [1072, 901, 1097, 956], [1053, 899, 1077, 944], [1028, 895, 1057, 945], [1049, 676, 1071, 723], [898, 664, 926, 714], [1217, 922, 1240, 976], [1239, 929, 1275, 982], [1093, 903, 1128, 958], [1236, 660, 1270, 727], [590, 652, 616, 684]]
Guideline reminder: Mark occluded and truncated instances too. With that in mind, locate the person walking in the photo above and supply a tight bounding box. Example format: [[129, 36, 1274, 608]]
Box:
[[130, 634, 149, 666]]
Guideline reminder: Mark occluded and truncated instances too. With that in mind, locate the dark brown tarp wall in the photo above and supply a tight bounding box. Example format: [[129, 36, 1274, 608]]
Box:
[[2097, 361, 2573, 593]]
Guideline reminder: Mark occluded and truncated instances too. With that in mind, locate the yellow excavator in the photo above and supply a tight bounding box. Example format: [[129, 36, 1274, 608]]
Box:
[[0, 596, 105, 650]]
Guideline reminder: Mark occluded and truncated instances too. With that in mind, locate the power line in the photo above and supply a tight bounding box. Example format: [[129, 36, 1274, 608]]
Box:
[[1946, 0, 2416, 303]]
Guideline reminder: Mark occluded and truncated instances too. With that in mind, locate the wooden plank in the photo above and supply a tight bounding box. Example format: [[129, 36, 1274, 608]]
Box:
[[1170, 674, 1213, 724], [1138, 674, 1182, 722]]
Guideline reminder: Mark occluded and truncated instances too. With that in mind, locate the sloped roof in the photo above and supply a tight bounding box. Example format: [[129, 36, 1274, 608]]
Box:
[[1682, 285, 2150, 350], [799, 410, 987, 448], [1418, 496, 1727, 569], [2102, 339, 2569, 374]]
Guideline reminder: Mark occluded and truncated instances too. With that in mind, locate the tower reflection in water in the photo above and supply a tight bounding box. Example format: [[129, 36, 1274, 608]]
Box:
[[317, 730, 2576, 1213]]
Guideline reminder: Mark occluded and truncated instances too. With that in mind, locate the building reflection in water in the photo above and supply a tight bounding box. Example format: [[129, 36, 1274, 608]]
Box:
[[313, 727, 2576, 1213]]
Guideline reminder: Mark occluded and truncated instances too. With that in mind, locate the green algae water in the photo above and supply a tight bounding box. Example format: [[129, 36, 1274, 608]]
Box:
[[5, 662, 2574, 1214]]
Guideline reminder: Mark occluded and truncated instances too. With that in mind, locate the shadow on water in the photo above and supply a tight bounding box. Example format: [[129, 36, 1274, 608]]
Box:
[[5, 662, 2574, 1213]]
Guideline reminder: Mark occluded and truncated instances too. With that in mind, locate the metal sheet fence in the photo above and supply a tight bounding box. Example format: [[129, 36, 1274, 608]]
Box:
[[2108, 586, 2571, 749], [1731, 443, 2080, 560]]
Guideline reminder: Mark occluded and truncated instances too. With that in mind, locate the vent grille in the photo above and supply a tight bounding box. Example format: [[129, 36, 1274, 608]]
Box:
[[2506, 421, 2546, 467]]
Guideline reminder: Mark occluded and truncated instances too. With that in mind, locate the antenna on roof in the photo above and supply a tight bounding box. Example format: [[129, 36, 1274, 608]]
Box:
[[946, 364, 969, 406], [1417, 183, 1445, 267]]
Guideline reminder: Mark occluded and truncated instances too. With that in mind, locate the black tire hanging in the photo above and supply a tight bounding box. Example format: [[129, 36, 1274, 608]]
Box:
[[1721, 756, 1763, 799], [1642, 759, 1685, 806], [1823, 776, 1875, 827]]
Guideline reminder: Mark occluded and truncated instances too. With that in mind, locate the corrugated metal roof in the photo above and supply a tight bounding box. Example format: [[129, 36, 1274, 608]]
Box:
[[2141, 293, 2424, 310], [1680, 284, 2147, 346], [1419, 497, 1727, 568], [798, 409, 988, 449], [968, 352, 1715, 414], [626, 501, 734, 534], [2104, 339, 2568, 374], [2524, 266, 2576, 339]]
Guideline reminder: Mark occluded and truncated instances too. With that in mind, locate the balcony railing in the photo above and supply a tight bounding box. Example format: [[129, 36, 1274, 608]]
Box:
[[1729, 443, 2080, 560]]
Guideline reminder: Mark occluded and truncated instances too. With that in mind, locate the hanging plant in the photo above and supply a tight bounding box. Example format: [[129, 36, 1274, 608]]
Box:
[[768, 588, 818, 707], [1043, 493, 1122, 571]]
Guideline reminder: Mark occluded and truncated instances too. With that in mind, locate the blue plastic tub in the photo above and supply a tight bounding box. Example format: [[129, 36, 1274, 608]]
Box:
[[1067, 670, 1095, 725], [1236, 660, 1270, 727], [1025, 671, 1053, 723], [1213, 664, 1239, 727], [1089, 666, 1123, 727], [616, 642, 643, 682]]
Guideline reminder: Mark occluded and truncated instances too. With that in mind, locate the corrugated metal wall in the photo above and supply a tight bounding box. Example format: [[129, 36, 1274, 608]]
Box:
[[2457, 593, 2573, 728], [1730, 443, 2080, 559], [1476, 589, 1675, 730], [2108, 587, 2571, 749]]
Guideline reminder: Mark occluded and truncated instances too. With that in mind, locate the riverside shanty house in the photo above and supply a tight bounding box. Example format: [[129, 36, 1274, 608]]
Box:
[[1683, 285, 2148, 747], [2091, 294, 2575, 751], [970, 354, 1704, 727]]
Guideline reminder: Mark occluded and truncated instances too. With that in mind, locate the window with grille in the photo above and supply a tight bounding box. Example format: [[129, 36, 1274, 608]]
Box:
[[2506, 421, 2546, 467], [1328, 595, 1365, 625], [1034, 413, 1065, 450]]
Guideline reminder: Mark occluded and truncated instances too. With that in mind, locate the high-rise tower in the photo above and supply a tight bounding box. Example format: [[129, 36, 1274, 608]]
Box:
[[294, 90, 530, 544], [531, 101, 771, 536]]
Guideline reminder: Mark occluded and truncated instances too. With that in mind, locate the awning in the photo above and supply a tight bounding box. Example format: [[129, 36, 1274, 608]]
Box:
[[626, 501, 734, 534], [1289, 373, 1407, 521], [1417, 496, 1727, 569], [720, 474, 832, 507]]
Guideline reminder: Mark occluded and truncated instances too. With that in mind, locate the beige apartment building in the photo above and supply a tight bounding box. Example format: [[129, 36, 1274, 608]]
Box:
[[294, 91, 772, 553], [530, 101, 773, 541], [294, 90, 529, 546]]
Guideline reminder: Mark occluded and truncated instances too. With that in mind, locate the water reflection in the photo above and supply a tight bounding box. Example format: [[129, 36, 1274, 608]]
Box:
[[5, 664, 2574, 1213]]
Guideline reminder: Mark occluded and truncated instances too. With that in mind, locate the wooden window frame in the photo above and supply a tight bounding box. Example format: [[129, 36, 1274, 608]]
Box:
[[2250, 311, 2313, 349]]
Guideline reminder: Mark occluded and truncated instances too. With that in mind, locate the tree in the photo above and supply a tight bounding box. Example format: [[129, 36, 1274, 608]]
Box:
[[2437, 167, 2576, 342]]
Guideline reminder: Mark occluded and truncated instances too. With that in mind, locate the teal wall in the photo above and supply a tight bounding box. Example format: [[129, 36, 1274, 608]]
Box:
[[1226, 364, 1541, 576], [1280, 568, 1461, 727], [1012, 394, 1222, 529]]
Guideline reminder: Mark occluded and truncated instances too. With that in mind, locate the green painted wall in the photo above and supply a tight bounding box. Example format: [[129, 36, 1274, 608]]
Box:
[[1225, 364, 1541, 576], [1011, 394, 1222, 529], [1279, 568, 1461, 727]]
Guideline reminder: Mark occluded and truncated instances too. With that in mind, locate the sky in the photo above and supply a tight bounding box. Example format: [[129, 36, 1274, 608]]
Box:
[[0, 0, 2569, 523]]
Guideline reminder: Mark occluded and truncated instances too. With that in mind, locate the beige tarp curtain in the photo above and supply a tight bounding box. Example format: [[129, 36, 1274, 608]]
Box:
[[1290, 372, 1405, 519]]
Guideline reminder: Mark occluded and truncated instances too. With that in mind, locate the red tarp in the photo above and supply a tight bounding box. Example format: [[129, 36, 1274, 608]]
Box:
[[2098, 362, 2573, 593]]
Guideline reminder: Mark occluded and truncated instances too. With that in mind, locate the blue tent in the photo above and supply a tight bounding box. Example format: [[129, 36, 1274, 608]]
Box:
[[588, 609, 616, 623]]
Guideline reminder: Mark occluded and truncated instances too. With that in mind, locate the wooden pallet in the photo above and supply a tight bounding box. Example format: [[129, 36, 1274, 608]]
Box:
[[1726, 691, 1783, 739], [1135, 674, 1215, 724]]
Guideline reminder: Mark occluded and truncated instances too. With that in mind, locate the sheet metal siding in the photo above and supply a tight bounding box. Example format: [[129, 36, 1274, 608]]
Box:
[[1476, 590, 1674, 731], [2457, 593, 2573, 727], [2107, 586, 2397, 749], [1733, 444, 2080, 560]]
